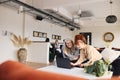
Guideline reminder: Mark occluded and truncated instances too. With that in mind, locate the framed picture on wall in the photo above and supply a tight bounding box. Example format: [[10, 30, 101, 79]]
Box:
[[52, 35, 55, 39], [39, 32, 42, 37], [42, 33, 47, 38], [58, 36, 61, 40], [52, 34, 61, 40], [33, 31, 39, 37], [33, 31, 47, 38], [55, 35, 58, 39]]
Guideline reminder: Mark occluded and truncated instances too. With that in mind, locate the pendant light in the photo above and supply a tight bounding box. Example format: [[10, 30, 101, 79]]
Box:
[[106, 0, 117, 23]]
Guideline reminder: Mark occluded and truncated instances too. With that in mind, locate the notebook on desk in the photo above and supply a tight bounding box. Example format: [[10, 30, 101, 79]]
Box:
[[56, 57, 72, 69]]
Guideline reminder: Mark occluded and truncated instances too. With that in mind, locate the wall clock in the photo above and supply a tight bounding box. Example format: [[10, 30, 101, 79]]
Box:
[[103, 32, 114, 42]]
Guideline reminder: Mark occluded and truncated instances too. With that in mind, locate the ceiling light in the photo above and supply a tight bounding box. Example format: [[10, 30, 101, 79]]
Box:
[[106, 0, 117, 23]]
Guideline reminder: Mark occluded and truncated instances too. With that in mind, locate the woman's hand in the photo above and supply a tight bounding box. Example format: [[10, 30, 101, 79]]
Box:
[[80, 64, 84, 67], [73, 56, 79, 60], [71, 62, 83, 67], [70, 62, 76, 66]]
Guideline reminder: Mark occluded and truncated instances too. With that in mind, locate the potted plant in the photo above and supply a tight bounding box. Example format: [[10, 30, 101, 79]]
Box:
[[11, 34, 32, 64], [84, 59, 112, 77]]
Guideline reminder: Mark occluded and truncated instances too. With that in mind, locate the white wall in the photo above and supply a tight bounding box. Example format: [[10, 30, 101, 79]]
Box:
[[0, 5, 120, 63], [0, 5, 73, 63], [24, 14, 73, 42], [0, 5, 23, 63], [28, 42, 50, 64], [74, 25, 120, 48]]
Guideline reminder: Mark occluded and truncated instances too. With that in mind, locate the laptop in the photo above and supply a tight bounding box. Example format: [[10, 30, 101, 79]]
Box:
[[56, 57, 72, 69]]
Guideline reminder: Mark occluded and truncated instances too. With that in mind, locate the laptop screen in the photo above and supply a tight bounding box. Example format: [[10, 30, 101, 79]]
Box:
[[56, 57, 72, 69]]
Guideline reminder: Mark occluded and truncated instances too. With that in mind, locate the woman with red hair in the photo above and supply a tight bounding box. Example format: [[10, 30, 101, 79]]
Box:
[[71, 34, 102, 67]]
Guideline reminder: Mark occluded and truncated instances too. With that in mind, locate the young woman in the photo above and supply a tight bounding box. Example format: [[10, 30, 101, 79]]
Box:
[[71, 34, 102, 67]]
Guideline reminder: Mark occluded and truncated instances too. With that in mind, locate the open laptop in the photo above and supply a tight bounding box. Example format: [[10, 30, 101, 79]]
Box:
[[56, 57, 72, 69]]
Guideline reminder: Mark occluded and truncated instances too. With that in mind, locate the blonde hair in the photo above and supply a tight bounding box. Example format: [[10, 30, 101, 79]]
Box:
[[63, 39, 76, 54]]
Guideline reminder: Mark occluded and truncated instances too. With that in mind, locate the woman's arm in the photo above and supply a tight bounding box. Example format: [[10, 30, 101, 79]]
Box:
[[82, 46, 102, 66], [71, 51, 85, 66]]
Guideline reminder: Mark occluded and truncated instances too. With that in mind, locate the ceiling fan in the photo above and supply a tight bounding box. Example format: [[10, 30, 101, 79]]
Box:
[[72, 9, 93, 25]]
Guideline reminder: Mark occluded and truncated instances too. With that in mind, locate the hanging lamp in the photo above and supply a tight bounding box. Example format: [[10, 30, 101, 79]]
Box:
[[106, 0, 117, 23]]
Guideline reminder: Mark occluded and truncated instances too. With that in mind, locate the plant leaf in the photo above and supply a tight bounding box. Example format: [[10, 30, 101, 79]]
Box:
[[11, 34, 32, 48], [12, 34, 19, 42], [18, 35, 23, 47], [11, 39, 19, 47]]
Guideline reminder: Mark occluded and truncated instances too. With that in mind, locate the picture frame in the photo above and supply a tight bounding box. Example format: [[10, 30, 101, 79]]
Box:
[[33, 31, 39, 37], [55, 35, 58, 39], [52, 35, 55, 39], [58, 36, 61, 40], [52, 34, 61, 40], [39, 32, 42, 37], [42, 33, 47, 38], [33, 31, 47, 38]]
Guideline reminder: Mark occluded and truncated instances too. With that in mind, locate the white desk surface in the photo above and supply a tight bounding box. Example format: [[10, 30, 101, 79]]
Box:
[[37, 65, 113, 80]]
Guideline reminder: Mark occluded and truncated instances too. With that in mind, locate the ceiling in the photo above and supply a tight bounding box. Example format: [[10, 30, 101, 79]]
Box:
[[4, 0, 120, 28]]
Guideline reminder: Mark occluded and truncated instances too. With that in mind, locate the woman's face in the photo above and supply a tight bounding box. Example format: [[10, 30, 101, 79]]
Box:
[[65, 40, 73, 48], [76, 40, 84, 49]]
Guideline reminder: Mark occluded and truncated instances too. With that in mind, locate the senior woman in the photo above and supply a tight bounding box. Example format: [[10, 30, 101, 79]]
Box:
[[62, 38, 80, 63], [71, 34, 102, 67]]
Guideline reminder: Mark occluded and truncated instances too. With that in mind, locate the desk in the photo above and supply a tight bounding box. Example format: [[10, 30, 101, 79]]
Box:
[[38, 65, 113, 80]]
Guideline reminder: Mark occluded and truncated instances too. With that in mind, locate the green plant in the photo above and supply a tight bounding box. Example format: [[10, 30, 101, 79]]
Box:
[[11, 34, 32, 48], [84, 60, 112, 77]]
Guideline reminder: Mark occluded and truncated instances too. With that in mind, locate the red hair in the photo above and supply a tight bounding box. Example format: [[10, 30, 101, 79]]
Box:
[[74, 34, 86, 45]]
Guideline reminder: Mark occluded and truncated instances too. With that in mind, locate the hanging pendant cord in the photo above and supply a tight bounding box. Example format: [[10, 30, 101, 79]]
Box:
[[110, 0, 113, 15]]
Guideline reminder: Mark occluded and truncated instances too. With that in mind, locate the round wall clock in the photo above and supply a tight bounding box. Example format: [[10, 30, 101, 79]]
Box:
[[103, 32, 114, 42]]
